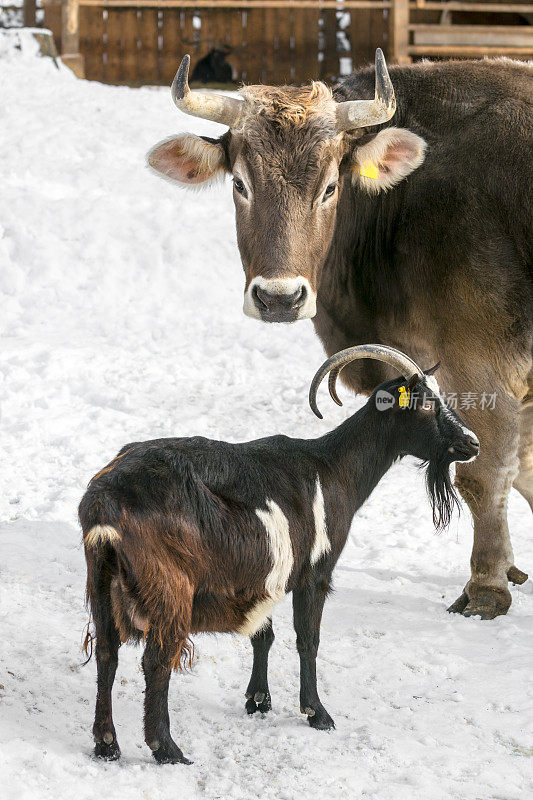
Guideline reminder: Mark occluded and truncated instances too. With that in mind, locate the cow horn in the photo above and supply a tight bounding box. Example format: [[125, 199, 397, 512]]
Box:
[[335, 49, 396, 132], [309, 344, 422, 419], [171, 54, 244, 127]]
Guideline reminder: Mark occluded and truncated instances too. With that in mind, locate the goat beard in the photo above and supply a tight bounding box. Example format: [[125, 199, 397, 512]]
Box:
[[425, 454, 459, 531]]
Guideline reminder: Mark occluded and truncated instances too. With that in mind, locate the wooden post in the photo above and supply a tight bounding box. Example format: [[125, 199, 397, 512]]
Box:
[[61, 0, 85, 77], [24, 0, 37, 27], [391, 0, 411, 64]]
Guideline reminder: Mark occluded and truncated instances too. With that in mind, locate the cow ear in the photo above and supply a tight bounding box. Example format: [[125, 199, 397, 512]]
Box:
[[147, 134, 227, 187], [351, 127, 427, 194]]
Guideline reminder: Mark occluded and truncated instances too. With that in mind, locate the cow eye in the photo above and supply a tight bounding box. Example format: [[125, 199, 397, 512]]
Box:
[[233, 177, 247, 198], [322, 182, 337, 202]]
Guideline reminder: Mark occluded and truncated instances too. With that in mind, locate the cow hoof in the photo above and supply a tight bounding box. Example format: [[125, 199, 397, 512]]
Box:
[[151, 738, 192, 765], [245, 690, 272, 715], [507, 566, 528, 585], [448, 586, 511, 620], [94, 738, 121, 761]]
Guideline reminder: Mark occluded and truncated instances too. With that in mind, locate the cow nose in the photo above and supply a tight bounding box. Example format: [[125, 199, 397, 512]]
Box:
[[253, 284, 307, 319]]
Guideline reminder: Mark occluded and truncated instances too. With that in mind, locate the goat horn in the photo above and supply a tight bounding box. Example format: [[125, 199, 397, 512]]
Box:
[[171, 54, 244, 127], [335, 49, 396, 133], [309, 344, 423, 419], [328, 367, 343, 406]]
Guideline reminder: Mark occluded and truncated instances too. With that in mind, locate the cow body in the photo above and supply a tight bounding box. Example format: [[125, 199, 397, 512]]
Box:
[[149, 56, 532, 618], [317, 60, 532, 618]]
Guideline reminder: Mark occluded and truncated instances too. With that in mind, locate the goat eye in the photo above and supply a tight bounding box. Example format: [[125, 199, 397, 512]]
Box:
[[322, 183, 337, 202], [233, 177, 247, 197]]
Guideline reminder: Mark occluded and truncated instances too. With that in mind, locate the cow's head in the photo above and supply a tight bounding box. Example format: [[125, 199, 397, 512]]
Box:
[[148, 51, 426, 323]]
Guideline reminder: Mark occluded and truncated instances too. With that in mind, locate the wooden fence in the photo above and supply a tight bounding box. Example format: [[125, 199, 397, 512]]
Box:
[[43, 0, 533, 85], [43, 0, 393, 83]]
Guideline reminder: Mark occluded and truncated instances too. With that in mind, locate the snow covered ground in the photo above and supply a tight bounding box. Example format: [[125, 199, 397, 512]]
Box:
[[1, 47, 532, 800]]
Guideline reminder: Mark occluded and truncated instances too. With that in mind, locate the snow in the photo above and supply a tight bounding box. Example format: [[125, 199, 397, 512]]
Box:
[[1, 51, 532, 800]]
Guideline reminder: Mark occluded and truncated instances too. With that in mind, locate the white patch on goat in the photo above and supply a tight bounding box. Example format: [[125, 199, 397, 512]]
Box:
[[310, 475, 330, 565], [84, 524, 121, 548], [243, 276, 317, 320], [238, 499, 294, 636], [424, 376, 479, 445]]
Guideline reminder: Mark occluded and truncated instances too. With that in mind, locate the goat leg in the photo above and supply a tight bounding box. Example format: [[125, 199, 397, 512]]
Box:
[[142, 635, 192, 765], [293, 582, 335, 731], [245, 619, 274, 714], [90, 558, 121, 760]]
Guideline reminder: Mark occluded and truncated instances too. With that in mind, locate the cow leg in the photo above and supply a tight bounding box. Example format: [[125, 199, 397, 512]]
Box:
[[448, 393, 527, 619], [245, 619, 274, 714], [293, 580, 334, 730], [142, 635, 192, 765], [513, 403, 533, 514]]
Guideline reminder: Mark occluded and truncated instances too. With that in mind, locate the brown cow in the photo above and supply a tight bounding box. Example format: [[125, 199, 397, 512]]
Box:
[[148, 51, 532, 619]]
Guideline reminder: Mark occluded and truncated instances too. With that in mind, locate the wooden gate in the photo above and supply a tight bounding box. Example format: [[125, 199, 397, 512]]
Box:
[[43, 0, 391, 85]]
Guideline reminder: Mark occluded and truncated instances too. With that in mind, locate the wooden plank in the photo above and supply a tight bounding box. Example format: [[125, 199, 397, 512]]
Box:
[[104, 8, 124, 82], [292, 8, 320, 83], [224, 9, 245, 81], [138, 7, 160, 84], [243, 7, 267, 83], [44, 0, 63, 52], [412, 24, 533, 41], [179, 9, 199, 59], [414, 31, 533, 47], [79, 6, 104, 80], [391, 0, 410, 64], [121, 8, 140, 83], [160, 8, 182, 86], [78, 0, 393, 8], [320, 9, 339, 83], [262, 8, 278, 83], [411, 1, 533, 11], [408, 43, 533, 53], [271, 9, 292, 84], [349, 10, 373, 71], [24, 0, 37, 26]]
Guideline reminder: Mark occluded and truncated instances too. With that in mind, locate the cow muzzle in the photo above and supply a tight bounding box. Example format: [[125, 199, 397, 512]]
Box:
[[243, 277, 317, 323]]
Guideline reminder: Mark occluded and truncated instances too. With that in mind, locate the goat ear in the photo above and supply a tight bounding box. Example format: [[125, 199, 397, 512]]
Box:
[[351, 127, 427, 194], [147, 134, 227, 187], [407, 374, 419, 391], [424, 361, 441, 377]]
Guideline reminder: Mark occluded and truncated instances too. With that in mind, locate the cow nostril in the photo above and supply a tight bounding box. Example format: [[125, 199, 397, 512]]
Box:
[[467, 437, 480, 451], [292, 284, 307, 309], [253, 285, 269, 309]]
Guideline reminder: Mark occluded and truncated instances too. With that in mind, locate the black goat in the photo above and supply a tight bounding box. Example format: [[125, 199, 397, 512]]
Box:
[[79, 345, 479, 764]]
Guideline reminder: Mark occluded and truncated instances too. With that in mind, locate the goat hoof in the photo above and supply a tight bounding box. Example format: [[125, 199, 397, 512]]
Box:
[[307, 709, 335, 731], [94, 738, 121, 761], [245, 690, 271, 715], [151, 739, 192, 765], [448, 586, 511, 620]]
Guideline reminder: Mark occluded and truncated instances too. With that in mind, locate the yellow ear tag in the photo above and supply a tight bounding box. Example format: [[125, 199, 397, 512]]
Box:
[[359, 161, 379, 180], [398, 386, 410, 408]]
